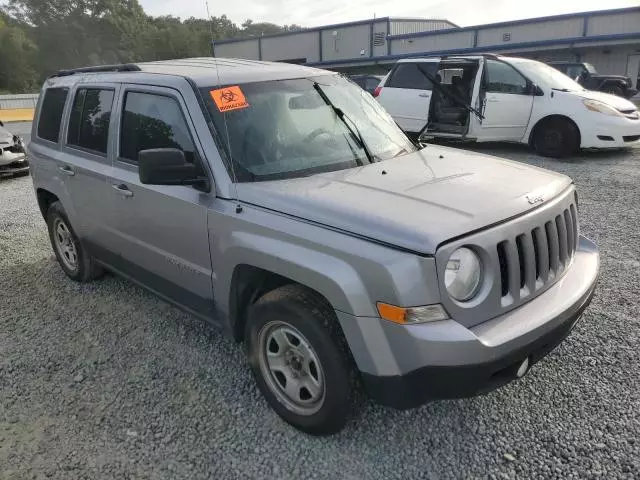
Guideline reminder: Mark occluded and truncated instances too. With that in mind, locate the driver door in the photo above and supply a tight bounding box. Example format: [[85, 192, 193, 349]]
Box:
[[108, 85, 215, 318], [474, 59, 534, 141]]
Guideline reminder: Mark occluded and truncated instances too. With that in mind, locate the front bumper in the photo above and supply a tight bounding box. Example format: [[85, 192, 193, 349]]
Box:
[[340, 235, 599, 409], [0, 156, 29, 177], [579, 114, 640, 148]]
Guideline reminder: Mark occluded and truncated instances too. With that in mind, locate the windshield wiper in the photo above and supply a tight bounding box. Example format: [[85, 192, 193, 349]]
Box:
[[552, 88, 572, 92], [313, 82, 374, 164]]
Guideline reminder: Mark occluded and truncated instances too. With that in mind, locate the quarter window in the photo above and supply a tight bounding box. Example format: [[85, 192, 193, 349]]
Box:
[[484, 60, 529, 94], [387, 63, 435, 90], [67, 88, 114, 155], [119, 92, 196, 163], [37, 88, 69, 143]]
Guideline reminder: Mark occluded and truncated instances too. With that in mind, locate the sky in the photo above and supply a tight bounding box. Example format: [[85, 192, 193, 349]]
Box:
[[139, 0, 639, 28]]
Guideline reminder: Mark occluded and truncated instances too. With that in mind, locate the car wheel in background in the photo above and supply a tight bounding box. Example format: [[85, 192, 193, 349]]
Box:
[[46, 201, 103, 282], [603, 85, 624, 97], [533, 117, 580, 159], [246, 284, 358, 435]]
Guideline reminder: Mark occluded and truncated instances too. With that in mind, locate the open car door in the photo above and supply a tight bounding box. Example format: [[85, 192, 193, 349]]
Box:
[[471, 57, 535, 141], [415, 59, 484, 140]]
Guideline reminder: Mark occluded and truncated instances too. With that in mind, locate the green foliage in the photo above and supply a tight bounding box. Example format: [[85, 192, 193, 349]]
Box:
[[0, 0, 297, 93]]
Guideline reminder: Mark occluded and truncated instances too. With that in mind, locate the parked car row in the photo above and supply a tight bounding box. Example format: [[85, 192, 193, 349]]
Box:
[[372, 54, 639, 158]]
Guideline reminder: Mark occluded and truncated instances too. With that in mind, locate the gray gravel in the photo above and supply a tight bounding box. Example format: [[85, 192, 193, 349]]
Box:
[[1, 133, 640, 479]]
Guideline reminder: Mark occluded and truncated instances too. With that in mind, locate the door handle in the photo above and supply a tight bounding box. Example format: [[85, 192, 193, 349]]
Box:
[[58, 165, 75, 176], [418, 93, 430, 98], [487, 98, 500, 103], [112, 184, 134, 198]]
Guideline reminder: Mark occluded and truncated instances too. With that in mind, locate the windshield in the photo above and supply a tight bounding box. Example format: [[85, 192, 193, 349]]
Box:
[[510, 59, 585, 92], [201, 74, 416, 182], [583, 63, 597, 74]]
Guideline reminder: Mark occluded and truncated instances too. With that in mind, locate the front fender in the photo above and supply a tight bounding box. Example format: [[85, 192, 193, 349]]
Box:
[[216, 230, 376, 318]]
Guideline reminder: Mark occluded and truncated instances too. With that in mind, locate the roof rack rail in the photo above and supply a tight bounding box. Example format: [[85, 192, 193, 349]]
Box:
[[440, 53, 500, 60], [51, 63, 141, 78]]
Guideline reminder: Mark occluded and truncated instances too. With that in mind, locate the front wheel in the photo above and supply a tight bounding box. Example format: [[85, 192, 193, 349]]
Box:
[[533, 117, 580, 159], [603, 85, 624, 97], [246, 284, 357, 435]]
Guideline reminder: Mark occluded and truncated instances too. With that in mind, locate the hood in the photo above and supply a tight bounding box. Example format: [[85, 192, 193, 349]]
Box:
[[0, 127, 14, 145], [236, 145, 572, 255], [575, 89, 637, 111]]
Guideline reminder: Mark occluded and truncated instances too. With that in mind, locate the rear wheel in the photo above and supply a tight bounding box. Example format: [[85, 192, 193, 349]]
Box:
[[46, 201, 103, 282], [533, 117, 580, 158], [246, 284, 357, 435]]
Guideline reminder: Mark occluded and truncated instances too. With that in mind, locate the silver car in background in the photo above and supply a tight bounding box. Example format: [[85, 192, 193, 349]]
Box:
[[28, 58, 599, 434], [0, 120, 28, 177]]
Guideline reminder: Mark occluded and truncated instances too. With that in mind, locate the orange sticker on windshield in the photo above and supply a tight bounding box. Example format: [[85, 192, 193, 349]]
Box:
[[210, 86, 249, 112]]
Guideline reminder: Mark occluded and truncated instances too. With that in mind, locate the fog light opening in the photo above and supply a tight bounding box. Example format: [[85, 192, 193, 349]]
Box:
[[516, 357, 530, 378]]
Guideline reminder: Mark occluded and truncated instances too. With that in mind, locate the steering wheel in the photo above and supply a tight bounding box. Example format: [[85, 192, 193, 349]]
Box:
[[304, 128, 332, 143]]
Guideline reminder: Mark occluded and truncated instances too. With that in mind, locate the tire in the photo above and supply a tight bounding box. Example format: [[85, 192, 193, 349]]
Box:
[[46, 201, 103, 282], [603, 85, 624, 97], [245, 284, 357, 435], [533, 117, 580, 159]]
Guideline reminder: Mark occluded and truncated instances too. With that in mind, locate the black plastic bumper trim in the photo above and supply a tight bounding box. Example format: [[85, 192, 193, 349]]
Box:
[[362, 283, 597, 409]]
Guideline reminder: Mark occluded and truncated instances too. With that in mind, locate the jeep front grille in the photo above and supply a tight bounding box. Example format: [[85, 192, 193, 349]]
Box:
[[497, 203, 578, 306]]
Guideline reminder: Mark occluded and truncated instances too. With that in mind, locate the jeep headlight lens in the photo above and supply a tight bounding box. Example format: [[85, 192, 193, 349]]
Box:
[[583, 99, 623, 117], [445, 247, 482, 301]]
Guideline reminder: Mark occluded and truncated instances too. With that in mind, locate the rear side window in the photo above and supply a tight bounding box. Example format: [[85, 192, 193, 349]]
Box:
[[67, 88, 114, 155], [387, 63, 435, 90], [37, 88, 69, 143], [119, 92, 196, 163]]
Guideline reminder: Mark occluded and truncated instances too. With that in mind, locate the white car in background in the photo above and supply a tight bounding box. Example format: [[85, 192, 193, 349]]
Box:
[[375, 54, 640, 158]]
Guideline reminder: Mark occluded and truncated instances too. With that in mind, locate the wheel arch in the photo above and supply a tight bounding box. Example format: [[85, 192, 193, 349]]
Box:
[[598, 79, 627, 92], [528, 114, 582, 148], [220, 241, 375, 343], [36, 188, 60, 219]]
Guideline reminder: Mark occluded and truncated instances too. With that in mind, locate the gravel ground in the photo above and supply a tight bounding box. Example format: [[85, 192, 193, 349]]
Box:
[[1, 132, 639, 479]]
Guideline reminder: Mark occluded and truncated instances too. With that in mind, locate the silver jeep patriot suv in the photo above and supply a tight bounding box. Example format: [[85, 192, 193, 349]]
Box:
[[29, 58, 599, 435]]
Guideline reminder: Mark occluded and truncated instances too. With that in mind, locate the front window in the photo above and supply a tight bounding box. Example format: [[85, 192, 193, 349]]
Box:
[[509, 59, 585, 92], [201, 75, 416, 182], [484, 60, 529, 94], [565, 65, 586, 81]]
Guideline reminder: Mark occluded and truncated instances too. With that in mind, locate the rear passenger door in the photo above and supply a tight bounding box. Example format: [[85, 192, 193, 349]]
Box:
[[59, 84, 120, 251], [376, 61, 438, 134], [109, 85, 215, 318]]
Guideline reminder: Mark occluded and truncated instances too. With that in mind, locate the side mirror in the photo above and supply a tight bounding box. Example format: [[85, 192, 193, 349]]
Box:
[[138, 148, 208, 189], [529, 83, 544, 96]]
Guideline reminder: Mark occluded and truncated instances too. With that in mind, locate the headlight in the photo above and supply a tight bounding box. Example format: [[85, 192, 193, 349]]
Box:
[[583, 99, 623, 117], [445, 247, 482, 301]]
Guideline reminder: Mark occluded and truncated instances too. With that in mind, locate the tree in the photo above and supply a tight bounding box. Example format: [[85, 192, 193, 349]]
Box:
[[0, 0, 297, 92], [0, 15, 38, 92]]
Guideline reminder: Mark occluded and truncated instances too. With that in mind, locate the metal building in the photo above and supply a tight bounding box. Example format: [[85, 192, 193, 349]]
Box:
[[213, 7, 640, 88]]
